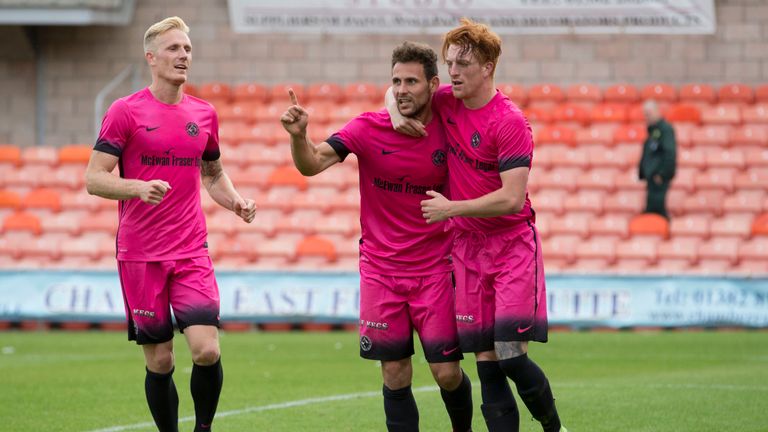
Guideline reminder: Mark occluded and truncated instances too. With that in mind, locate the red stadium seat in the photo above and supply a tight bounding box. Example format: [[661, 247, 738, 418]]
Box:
[[541, 234, 580, 266], [270, 83, 305, 104], [575, 236, 618, 265], [723, 190, 766, 215], [603, 84, 639, 104], [615, 236, 659, 264], [575, 126, 614, 146], [665, 103, 701, 124], [628, 213, 669, 239], [613, 124, 646, 145], [693, 168, 736, 192], [535, 168, 580, 192], [611, 169, 646, 192], [700, 104, 741, 125], [183, 83, 198, 97], [679, 84, 716, 104], [497, 83, 527, 106], [552, 103, 590, 125], [232, 83, 269, 103], [704, 148, 745, 170], [563, 191, 605, 214], [307, 82, 343, 103], [589, 214, 630, 239], [566, 84, 602, 103], [734, 168, 768, 191], [698, 236, 740, 265], [586, 146, 634, 169], [743, 147, 768, 168], [681, 190, 726, 216], [58, 144, 92, 165], [343, 82, 383, 104], [590, 104, 628, 124], [0, 190, 21, 210], [253, 102, 287, 124], [710, 214, 754, 239], [756, 85, 768, 103], [527, 84, 565, 104], [729, 125, 768, 146], [524, 106, 552, 125], [550, 147, 588, 168], [670, 214, 711, 239], [677, 148, 706, 170], [536, 125, 576, 146], [656, 237, 701, 267], [548, 212, 591, 238], [752, 213, 768, 236], [689, 125, 731, 147], [0, 144, 21, 167], [576, 168, 619, 191], [330, 102, 376, 123], [738, 237, 768, 263], [314, 212, 360, 237], [21, 146, 57, 166], [198, 82, 232, 102], [740, 103, 768, 124], [718, 83, 754, 104], [218, 103, 258, 124], [267, 166, 308, 191], [641, 83, 677, 102], [531, 188, 566, 216]]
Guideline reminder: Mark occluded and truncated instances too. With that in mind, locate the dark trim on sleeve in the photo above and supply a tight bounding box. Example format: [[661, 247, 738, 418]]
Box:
[[94, 140, 122, 157], [326, 134, 351, 162], [202, 150, 221, 161], [499, 155, 531, 172]]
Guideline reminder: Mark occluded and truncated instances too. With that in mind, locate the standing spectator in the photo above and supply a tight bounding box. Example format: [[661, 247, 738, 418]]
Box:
[[639, 99, 677, 219]]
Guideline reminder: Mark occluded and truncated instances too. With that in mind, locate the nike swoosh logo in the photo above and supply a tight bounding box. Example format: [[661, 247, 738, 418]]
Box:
[[517, 324, 533, 334], [146, 126, 160, 131], [381, 149, 401, 155], [442, 346, 460, 356]]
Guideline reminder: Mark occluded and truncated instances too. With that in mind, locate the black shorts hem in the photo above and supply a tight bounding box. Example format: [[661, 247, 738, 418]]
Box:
[[177, 318, 221, 333]]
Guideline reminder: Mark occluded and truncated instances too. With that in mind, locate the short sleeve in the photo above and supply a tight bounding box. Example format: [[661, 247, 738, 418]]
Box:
[[326, 116, 367, 161], [431, 84, 454, 118], [202, 109, 221, 161], [496, 112, 533, 172], [94, 99, 133, 157]]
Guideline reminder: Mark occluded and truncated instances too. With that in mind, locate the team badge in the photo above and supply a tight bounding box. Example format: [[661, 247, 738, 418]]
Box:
[[360, 335, 372, 351], [432, 149, 446, 167], [186, 122, 199, 137], [471, 131, 481, 148]]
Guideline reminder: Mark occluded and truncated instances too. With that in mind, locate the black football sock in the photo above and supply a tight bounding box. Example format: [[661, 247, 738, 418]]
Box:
[[145, 367, 179, 432], [498, 354, 561, 432], [439, 370, 473, 432], [477, 361, 519, 432], [383, 384, 419, 432], [190, 358, 223, 432]]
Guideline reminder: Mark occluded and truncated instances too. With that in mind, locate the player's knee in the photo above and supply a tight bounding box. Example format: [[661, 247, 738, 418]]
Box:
[[431, 363, 463, 390], [381, 359, 412, 389], [191, 344, 220, 366], [146, 351, 174, 373]]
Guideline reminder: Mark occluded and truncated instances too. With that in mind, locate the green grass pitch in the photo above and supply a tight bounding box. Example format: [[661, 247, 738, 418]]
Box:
[[1, 330, 767, 431]]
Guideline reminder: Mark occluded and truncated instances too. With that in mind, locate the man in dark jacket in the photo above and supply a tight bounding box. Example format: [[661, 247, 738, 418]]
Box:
[[638, 100, 677, 219]]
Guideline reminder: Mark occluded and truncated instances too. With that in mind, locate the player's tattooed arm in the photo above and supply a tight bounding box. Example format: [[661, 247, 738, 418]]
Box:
[[201, 159, 224, 187], [494, 341, 527, 360]]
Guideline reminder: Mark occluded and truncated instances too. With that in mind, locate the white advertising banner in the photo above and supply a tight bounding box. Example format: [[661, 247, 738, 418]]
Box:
[[227, 0, 716, 35]]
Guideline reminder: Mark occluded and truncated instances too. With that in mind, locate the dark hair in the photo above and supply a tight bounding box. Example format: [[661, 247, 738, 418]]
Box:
[[442, 17, 502, 75], [391, 41, 439, 81]]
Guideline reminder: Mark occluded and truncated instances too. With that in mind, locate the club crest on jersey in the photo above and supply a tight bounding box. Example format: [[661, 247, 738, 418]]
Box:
[[360, 335, 373, 352], [186, 122, 199, 137], [471, 131, 481, 148], [432, 149, 446, 167]]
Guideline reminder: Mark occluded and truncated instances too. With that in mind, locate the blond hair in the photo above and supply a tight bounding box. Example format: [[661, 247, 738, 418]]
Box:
[[143, 16, 189, 53], [442, 18, 502, 75]]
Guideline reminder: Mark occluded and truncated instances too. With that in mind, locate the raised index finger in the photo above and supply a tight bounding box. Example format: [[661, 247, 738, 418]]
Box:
[[288, 88, 299, 106]]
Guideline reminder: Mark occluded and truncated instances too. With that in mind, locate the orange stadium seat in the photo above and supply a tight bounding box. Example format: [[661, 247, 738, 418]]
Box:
[[198, 82, 232, 102], [0, 190, 21, 209], [679, 83, 716, 104], [615, 236, 659, 266], [541, 234, 580, 268], [670, 214, 711, 239], [295, 235, 338, 265], [704, 148, 745, 169], [79, 210, 118, 235], [267, 165, 308, 191], [641, 83, 677, 102], [22, 188, 62, 213], [329, 102, 375, 124], [57, 144, 91, 164], [574, 236, 618, 266], [611, 169, 645, 192], [3, 211, 41, 235], [227, 165, 272, 189], [627, 104, 646, 123], [698, 236, 740, 266], [270, 83, 305, 104], [531, 188, 566, 215], [527, 84, 565, 104], [524, 106, 552, 125], [548, 212, 591, 238], [613, 124, 646, 145], [678, 148, 706, 170], [752, 213, 768, 236], [575, 126, 614, 146], [550, 147, 588, 168], [743, 147, 768, 168], [184, 83, 198, 97], [603, 84, 639, 104], [587, 146, 634, 169], [730, 124, 768, 146], [536, 168, 580, 192], [253, 102, 286, 124], [590, 103, 628, 124], [303, 102, 334, 125], [232, 83, 269, 103], [307, 83, 343, 103], [536, 125, 575, 146], [656, 237, 700, 269], [315, 212, 360, 237], [738, 237, 768, 265], [682, 190, 725, 216], [497, 83, 527, 106], [21, 146, 57, 166], [343, 82, 383, 104], [0, 145, 21, 166], [665, 103, 701, 124], [741, 103, 768, 124], [566, 84, 602, 104], [576, 168, 619, 191], [215, 236, 259, 263], [700, 104, 741, 125], [628, 213, 669, 239], [552, 104, 590, 126], [218, 103, 258, 124], [253, 233, 302, 266], [41, 211, 84, 236], [723, 190, 766, 215], [718, 83, 754, 104], [671, 123, 694, 147], [563, 191, 604, 214]]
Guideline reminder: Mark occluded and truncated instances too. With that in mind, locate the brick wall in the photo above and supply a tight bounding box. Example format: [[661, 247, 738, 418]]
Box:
[[1, 0, 766, 146]]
